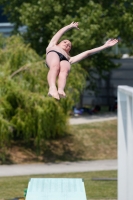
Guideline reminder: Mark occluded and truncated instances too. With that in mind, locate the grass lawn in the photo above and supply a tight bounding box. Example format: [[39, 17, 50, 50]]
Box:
[[0, 119, 117, 199], [0, 170, 117, 200], [1, 119, 117, 164]]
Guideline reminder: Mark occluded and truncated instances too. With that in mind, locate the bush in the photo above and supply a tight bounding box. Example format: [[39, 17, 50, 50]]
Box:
[[0, 34, 86, 148]]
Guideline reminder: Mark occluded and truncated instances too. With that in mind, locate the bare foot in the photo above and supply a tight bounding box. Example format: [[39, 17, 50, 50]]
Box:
[[58, 89, 66, 98], [48, 86, 60, 100]]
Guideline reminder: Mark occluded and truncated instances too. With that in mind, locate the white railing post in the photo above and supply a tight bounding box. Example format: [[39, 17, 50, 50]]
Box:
[[118, 86, 133, 200]]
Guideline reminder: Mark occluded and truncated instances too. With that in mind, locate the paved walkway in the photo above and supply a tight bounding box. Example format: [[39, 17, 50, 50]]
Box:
[[0, 113, 117, 177], [0, 159, 117, 177], [69, 113, 117, 125]]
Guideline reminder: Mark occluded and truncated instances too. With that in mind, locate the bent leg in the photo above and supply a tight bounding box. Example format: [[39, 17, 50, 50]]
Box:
[[57, 61, 71, 98], [46, 52, 60, 100]]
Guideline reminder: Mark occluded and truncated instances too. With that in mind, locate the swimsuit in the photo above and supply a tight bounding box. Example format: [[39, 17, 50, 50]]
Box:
[[47, 50, 69, 61], [46, 50, 69, 67]]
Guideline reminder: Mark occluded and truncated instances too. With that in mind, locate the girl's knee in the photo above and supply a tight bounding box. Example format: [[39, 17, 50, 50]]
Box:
[[50, 65, 60, 72], [59, 70, 69, 77]]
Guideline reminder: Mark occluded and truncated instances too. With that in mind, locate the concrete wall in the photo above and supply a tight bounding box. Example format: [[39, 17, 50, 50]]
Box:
[[82, 58, 133, 107]]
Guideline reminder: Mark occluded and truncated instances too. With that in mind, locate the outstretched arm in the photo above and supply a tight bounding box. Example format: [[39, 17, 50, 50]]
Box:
[[47, 22, 79, 49], [69, 39, 118, 64]]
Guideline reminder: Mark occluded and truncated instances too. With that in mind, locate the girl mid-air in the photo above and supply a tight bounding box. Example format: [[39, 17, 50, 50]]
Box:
[[46, 22, 118, 100]]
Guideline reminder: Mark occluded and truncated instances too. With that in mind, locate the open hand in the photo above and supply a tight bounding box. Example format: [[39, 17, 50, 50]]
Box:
[[104, 38, 118, 47], [70, 22, 79, 29]]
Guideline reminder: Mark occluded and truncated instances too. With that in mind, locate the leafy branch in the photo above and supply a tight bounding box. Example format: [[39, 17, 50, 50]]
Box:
[[10, 60, 45, 78]]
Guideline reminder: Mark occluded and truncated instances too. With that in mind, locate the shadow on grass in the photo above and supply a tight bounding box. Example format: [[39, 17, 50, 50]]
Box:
[[0, 134, 85, 164], [0, 151, 14, 165], [42, 144, 83, 163], [41, 134, 85, 163]]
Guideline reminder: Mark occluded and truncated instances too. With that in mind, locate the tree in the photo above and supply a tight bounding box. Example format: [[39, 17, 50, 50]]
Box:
[[1, 0, 132, 91], [0, 34, 86, 148], [1, 0, 133, 53]]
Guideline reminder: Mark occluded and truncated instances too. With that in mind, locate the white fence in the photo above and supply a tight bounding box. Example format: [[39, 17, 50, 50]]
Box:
[[118, 85, 133, 200]]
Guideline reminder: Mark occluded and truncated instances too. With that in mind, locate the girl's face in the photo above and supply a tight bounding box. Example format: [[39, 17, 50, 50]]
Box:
[[58, 40, 72, 53]]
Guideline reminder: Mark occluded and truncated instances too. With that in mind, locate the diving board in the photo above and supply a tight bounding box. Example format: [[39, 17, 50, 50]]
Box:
[[26, 178, 87, 200]]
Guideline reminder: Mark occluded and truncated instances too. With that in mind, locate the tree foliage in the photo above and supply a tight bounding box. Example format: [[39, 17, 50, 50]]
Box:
[[0, 34, 86, 148], [1, 0, 133, 53], [1, 0, 132, 147], [1, 0, 132, 88]]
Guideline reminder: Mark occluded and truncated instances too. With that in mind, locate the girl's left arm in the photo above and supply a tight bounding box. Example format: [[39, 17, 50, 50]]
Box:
[[69, 39, 118, 64]]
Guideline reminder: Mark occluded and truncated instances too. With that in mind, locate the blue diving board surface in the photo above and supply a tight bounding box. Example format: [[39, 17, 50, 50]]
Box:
[[26, 178, 87, 200]]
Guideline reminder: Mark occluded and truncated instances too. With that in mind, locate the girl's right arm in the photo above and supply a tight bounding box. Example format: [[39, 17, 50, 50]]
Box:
[[47, 22, 79, 49]]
